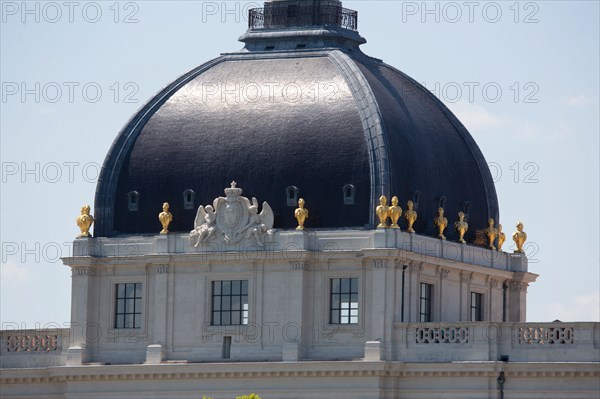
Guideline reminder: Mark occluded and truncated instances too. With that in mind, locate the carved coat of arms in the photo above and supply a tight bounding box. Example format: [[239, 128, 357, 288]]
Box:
[[190, 182, 274, 247]]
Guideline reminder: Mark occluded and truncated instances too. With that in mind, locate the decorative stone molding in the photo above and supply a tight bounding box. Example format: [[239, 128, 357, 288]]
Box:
[[75, 267, 95, 276], [489, 278, 500, 288], [518, 326, 575, 345], [290, 261, 308, 271], [509, 281, 528, 292], [372, 259, 386, 269], [156, 265, 170, 274], [460, 271, 473, 282], [415, 327, 469, 344], [408, 263, 423, 274], [436, 267, 450, 280]]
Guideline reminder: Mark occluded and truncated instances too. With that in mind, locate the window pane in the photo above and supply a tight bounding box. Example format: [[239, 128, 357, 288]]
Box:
[[232, 280, 241, 294], [221, 311, 231, 325], [350, 278, 358, 293], [332, 279, 341, 294], [125, 299, 134, 313], [342, 293, 350, 305], [114, 283, 143, 329], [330, 277, 359, 325], [232, 296, 241, 310], [341, 278, 350, 292], [332, 294, 340, 309], [126, 284, 135, 298], [117, 284, 125, 298], [125, 314, 134, 328], [222, 281, 231, 295], [117, 299, 125, 314], [222, 296, 231, 311], [231, 311, 240, 324], [212, 280, 249, 326], [331, 309, 340, 323]]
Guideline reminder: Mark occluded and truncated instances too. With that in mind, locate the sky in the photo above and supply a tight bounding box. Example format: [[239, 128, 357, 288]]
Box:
[[1, 0, 599, 328]]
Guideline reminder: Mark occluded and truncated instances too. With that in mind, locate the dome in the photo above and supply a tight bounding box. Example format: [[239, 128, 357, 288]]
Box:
[[94, 0, 498, 242]]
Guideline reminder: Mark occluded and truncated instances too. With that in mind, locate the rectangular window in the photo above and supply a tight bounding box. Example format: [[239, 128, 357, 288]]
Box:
[[471, 292, 483, 321], [114, 283, 142, 329], [211, 280, 249, 326], [419, 283, 433, 322], [330, 278, 359, 324]]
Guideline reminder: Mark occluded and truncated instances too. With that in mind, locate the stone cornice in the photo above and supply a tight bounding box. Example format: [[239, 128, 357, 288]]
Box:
[[1, 361, 598, 384]]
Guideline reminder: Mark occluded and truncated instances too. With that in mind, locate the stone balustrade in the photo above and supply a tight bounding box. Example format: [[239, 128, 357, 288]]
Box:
[[1, 322, 598, 369], [394, 322, 599, 363], [0, 329, 70, 369]]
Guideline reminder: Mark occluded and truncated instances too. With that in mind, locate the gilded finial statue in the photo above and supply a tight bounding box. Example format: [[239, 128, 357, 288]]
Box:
[[483, 218, 498, 250], [497, 224, 506, 252], [454, 211, 468, 244], [404, 200, 417, 233], [389, 196, 402, 229], [76, 205, 94, 238], [294, 198, 309, 230], [434, 207, 448, 239], [159, 202, 173, 234], [512, 222, 527, 253], [376, 195, 390, 228]]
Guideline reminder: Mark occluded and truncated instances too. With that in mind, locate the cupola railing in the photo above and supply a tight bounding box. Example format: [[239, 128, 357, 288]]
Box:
[[248, 5, 358, 31]]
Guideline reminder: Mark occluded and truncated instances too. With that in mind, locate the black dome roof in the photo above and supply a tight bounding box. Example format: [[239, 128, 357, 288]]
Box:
[[94, 1, 498, 241]]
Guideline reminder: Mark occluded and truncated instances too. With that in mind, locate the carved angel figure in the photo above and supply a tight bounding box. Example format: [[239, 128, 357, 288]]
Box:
[[190, 205, 217, 247], [241, 198, 274, 247]]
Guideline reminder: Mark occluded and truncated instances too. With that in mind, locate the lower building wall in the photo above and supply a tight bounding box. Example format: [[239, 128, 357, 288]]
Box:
[[1, 361, 598, 399]]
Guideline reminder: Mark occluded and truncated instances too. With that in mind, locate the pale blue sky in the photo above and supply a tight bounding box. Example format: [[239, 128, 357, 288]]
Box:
[[1, 0, 599, 327]]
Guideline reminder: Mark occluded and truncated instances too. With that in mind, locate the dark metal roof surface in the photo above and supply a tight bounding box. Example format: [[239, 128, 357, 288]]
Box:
[[94, 49, 498, 240], [108, 54, 370, 235]]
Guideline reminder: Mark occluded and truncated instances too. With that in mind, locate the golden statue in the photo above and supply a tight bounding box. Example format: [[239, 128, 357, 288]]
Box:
[[294, 198, 309, 230], [483, 218, 498, 250], [376, 195, 390, 228], [512, 222, 527, 253], [497, 224, 506, 252], [454, 211, 469, 244], [433, 207, 448, 239], [76, 205, 94, 238], [159, 202, 173, 234], [389, 196, 402, 229], [404, 200, 417, 233]]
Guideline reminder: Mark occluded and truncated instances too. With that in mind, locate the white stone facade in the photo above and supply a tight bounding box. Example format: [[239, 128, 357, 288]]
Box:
[[1, 229, 598, 398]]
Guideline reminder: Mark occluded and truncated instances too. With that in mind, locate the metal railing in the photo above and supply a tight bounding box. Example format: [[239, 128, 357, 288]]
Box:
[[248, 6, 358, 31]]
